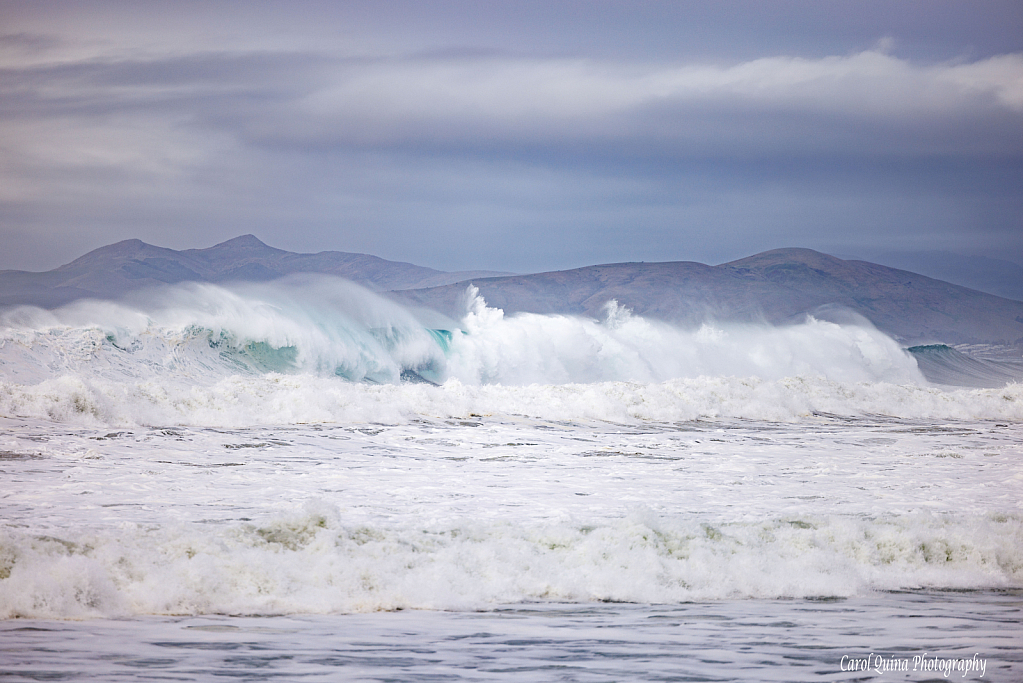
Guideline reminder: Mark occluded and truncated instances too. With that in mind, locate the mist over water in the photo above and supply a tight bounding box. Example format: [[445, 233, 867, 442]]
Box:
[[8, 276, 1008, 428], [0, 277, 444, 386], [2, 278, 922, 384]]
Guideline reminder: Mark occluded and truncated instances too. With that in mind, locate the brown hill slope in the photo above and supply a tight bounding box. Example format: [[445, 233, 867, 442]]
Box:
[[0, 235, 508, 307], [391, 248, 1023, 346]]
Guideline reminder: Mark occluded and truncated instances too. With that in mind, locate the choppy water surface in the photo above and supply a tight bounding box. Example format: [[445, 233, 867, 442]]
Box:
[[3, 592, 1021, 682], [2, 415, 1022, 615], [2, 281, 1021, 679], [1, 413, 1021, 680]]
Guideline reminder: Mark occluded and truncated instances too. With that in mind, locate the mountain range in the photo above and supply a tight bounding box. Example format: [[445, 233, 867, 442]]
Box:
[[0, 235, 508, 308], [393, 248, 1023, 346], [2, 235, 1022, 347]]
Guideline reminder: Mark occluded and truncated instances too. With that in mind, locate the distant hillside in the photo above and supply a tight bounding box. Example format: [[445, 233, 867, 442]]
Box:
[[391, 248, 1023, 346], [839, 250, 1023, 302], [3, 239, 1021, 346], [0, 235, 509, 308]]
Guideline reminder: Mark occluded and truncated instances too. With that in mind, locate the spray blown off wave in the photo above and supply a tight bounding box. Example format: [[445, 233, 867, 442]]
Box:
[[2, 276, 1018, 427], [1, 279, 921, 385], [0, 278, 445, 386]]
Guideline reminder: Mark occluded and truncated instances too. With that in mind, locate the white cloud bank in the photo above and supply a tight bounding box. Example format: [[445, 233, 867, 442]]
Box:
[[309, 50, 1023, 120], [1, 32, 1021, 270]]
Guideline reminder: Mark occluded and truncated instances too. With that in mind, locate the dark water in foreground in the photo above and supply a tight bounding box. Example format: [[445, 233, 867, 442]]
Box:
[[2, 590, 1020, 682]]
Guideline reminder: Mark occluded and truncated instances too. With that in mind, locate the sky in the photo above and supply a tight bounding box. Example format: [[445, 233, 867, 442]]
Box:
[[1, 0, 1021, 274]]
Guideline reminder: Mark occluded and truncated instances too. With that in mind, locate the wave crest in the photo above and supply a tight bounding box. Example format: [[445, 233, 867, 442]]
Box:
[[7, 277, 1021, 427]]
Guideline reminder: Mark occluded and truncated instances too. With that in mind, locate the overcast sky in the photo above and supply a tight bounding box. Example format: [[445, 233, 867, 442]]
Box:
[[2, 0, 1021, 273]]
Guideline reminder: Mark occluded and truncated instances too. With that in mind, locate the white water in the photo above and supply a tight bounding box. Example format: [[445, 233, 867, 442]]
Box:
[[1, 278, 924, 387], [2, 412, 1021, 619], [2, 278, 1019, 430], [1, 277, 1021, 679]]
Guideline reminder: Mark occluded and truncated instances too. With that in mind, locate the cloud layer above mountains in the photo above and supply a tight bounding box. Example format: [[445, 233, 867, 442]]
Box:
[[2, 1, 1021, 272]]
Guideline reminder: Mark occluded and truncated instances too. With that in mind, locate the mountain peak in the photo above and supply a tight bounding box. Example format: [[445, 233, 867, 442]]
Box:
[[58, 238, 155, 269], [193, 235, 288, 262], [208, 234, 272, 250], [721, 247, 845, 269]]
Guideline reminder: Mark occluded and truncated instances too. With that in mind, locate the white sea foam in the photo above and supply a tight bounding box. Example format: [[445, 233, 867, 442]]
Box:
[[1, 278, 923, 386], [2, 372, 1022, 428], [5, 276, 1016, 428], [446, 294, 923, 386], [1, 505, 1019, 619], [0, 278, 443, 385], [2, 278, 1021, 621]]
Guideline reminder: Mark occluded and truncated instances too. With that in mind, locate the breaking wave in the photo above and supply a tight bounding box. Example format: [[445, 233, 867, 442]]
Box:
[[2, 277, 1021, 621], [908, 344, 1023, 388], [1, 504, 1020, 618], [0, 276, 1019, 426]]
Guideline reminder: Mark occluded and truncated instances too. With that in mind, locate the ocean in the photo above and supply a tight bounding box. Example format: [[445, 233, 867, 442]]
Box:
[[1, 278, 1021, 681]]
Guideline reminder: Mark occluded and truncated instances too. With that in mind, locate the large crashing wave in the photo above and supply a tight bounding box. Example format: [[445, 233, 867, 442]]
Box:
[[0, 276, 1019, 426], [1, 278, 921, 386], [0, 277, 445, 386], [448, 291, 922, 386]]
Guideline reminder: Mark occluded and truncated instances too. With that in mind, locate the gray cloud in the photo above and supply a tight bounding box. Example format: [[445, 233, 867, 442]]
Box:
[[0, 1, 1021, 273]]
